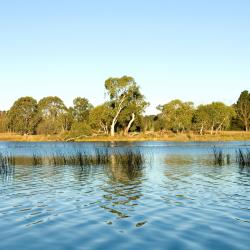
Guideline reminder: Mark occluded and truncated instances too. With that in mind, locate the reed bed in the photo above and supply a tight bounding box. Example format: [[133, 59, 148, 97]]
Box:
[[236, 149, 250, 167], [212, 147, 230, 166], [0, 153, 15, 174], [211, 146, 250, 167], [0, 149, 145, 174]]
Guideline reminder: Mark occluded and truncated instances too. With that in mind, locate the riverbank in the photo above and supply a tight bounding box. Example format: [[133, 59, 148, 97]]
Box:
[[0, 131, 250, 142]]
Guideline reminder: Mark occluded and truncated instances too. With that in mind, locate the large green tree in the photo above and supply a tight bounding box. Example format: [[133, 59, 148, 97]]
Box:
[[142, 115, 156, 132], [194, 102, 235, 134], [7, 97, 39, 134], [105, 76, 146, 136], [0, 111, 8, 133], [235, 90, 250, 131], [193, 104, 211, 134], [117, 94, 148, 135], [158, 99, 194, 132], [89, 103, 112, 135], [72, 97, 93, 122], [37, 96, 68, 134]]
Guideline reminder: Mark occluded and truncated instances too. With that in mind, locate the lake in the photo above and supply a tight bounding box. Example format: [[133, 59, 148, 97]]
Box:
[[0, 141, 250, 250]]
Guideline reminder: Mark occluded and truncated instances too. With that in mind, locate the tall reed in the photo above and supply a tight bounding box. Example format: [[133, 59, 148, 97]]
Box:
[[0, 153, 15, 174], [212, 147, 230, 166], [213, 147, 224, 166], [236, 149, 250, 167], [6, 148, 146, 172]]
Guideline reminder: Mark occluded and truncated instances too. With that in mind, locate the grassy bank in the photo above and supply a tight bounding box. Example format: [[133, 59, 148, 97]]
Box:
[[0, 131, 250, 142]]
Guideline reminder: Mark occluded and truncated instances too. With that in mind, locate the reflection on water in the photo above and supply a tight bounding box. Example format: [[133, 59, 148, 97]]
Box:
[[101, 164, 144, 220], [0, 141, 250, 250]]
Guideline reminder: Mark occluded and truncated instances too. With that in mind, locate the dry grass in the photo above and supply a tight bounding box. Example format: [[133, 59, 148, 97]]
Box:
[[0, 131, 250, 142], [0, 133, 62, 142]]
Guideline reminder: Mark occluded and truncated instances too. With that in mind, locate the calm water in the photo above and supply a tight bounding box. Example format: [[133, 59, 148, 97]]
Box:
[[0, 141, 250, 250]]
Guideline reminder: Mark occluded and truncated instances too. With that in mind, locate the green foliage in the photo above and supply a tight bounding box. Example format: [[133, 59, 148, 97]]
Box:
[[158, 99, 194, 132], [105, 76, 148, 135], [105, 76, 136, 100], [235, 90, 250, 131], [2, 87, 249, 136], [38, 96, 67, 120], [72, 97, 93, 122], [70, 122, 92, 136], [89, 103, 112, 134], [0, 111, 7, 132], [117, 97, 148, 133], [142, 115, 156, 131], [193, 102, 235, 134], [36, 119, 61, 135], [7, 97, 39, 134], [230, 116, 245, 131], [37, 96, 68, 134]]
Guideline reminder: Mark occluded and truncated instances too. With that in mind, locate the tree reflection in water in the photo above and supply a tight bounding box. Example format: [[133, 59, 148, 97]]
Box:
[[100, 153, 145, 220]]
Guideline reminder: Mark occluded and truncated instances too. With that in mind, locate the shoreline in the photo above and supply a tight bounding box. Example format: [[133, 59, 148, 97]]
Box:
[[0, 132, 250, 142]]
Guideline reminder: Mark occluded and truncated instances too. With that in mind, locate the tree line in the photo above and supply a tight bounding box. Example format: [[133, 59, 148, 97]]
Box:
[[0, 76, 250, 137]]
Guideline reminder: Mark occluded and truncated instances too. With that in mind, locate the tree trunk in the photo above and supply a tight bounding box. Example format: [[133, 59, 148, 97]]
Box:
[[216, 118, 226, 134], [110, 121, 116, 137], [200, 124, 204, 135], [245, 120, 248, 131], [124, 113, 135, 136], [210, 123, 214, 135], [110, 96, 126, 137], [99, 121, 109, 135]]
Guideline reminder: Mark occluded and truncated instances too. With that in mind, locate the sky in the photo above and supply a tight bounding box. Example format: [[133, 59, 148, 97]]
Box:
[[0, 0, 249, 114]]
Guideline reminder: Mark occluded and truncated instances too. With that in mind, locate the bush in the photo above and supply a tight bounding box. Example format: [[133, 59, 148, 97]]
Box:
[[70, 122, 92, 136]]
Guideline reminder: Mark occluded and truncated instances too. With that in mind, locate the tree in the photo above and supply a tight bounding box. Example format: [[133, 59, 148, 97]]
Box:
[[0, 111, 7, 133], [70, 122, 92, 136], [193, 104, 211, 135], [194, 102, 235, 134], [7, 97, 39, 134], [209, 102, 235, 134], [105, 76, 146, 136], [158, 100, 194, 132], [89, 103, 112, 135], [72, 97, 93, 122], [142, 115, 156, 132], [37, 96, 68, 134], [117, 94, 148, 135], [235, 90, 250, 131]]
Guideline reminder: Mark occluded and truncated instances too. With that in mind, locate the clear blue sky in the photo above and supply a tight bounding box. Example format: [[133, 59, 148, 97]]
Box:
[[0, 0, 249, 114]]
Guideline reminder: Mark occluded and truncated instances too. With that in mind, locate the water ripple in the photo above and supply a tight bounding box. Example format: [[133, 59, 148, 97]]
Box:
[[0, 141, 250, 250]]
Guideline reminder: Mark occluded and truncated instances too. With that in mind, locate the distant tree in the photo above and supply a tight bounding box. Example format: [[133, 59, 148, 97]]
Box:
[[70, 122, 92, 136], [209, 102, 235, 134], [89, 103, 112, 134], [37, 96, 68, 134], [38, 96, 67, 120], [154, 115, 166, 131], [230, 108, 245, 131], [194, 102, 235, 134], [72, 97, 93, 122], [193, 104, 211, 135], [105, 76, 146, 136], [142, 115, 156, 132], [235, 90, 250, 131], [7, 97, 39, 134], [0, 111, 8, 133], [158, 100, 194, 132]]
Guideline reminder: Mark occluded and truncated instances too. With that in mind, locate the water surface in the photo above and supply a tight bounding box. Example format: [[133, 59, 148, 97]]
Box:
[[0, 141, 250, 250]]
